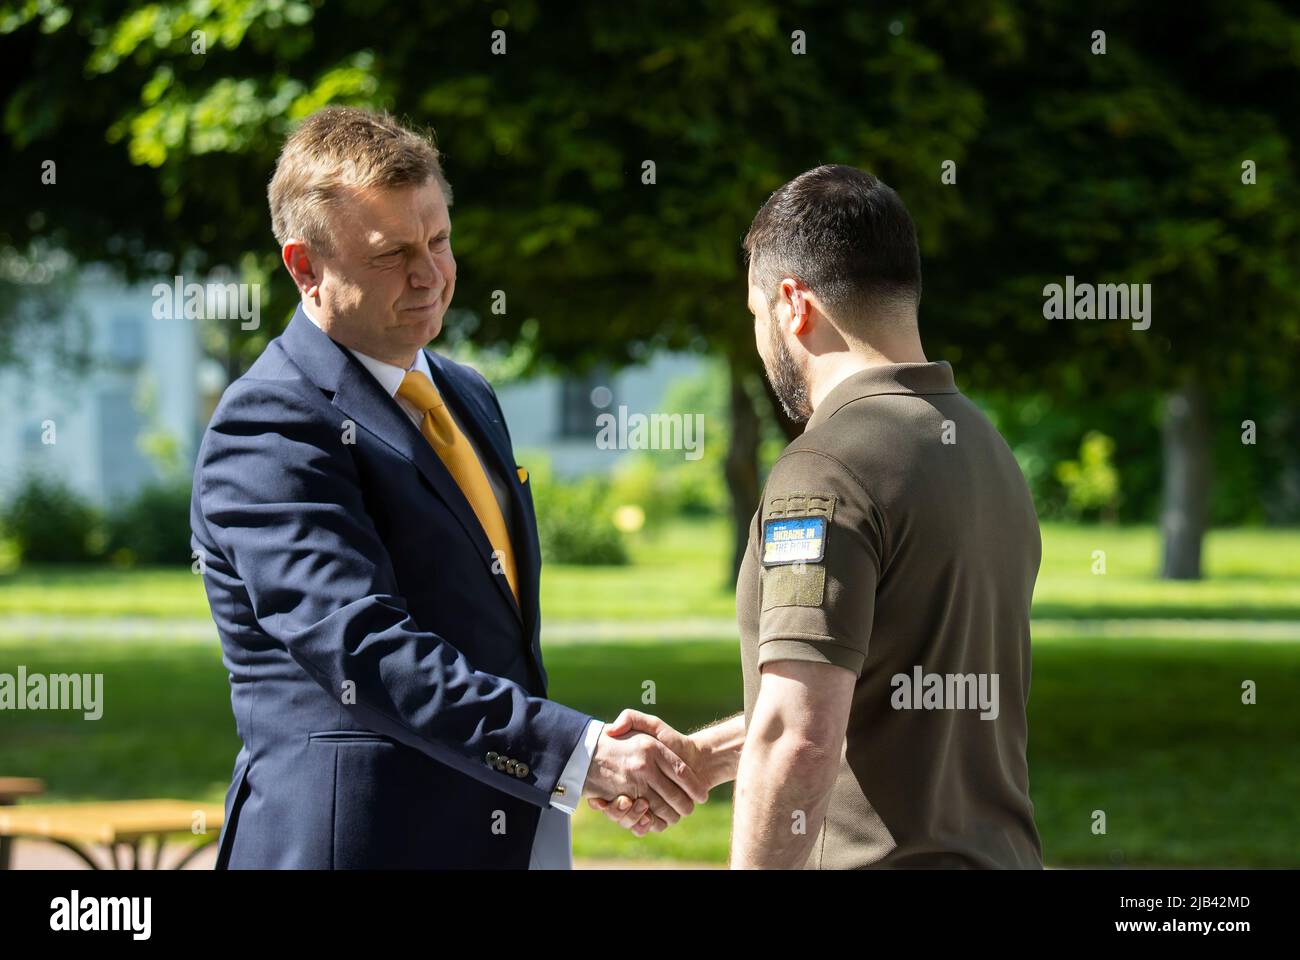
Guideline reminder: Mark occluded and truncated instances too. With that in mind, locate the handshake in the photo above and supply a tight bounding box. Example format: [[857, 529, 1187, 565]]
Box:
[[580, 710, 731, 836]]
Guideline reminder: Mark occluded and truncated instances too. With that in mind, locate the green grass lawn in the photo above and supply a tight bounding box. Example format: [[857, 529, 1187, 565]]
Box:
[[2, 521, 1298, 621], [1, 632, 1296, 866], [1034, 525, 1300, 620], [1, 519, 1296, 866]]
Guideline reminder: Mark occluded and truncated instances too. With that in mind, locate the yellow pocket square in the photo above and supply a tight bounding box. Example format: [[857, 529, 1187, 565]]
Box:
[[516, 466, 528, 484]]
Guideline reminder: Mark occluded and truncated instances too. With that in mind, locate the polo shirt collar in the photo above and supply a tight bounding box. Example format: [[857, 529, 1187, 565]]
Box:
[[806, 360, 958, 430]]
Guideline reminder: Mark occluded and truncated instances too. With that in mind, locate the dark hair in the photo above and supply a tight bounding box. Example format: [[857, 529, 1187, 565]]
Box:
[[742, 164, 922, 328]]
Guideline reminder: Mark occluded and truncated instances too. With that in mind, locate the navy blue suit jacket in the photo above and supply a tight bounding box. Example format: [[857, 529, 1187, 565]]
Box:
[[191, 305, 591, 868]]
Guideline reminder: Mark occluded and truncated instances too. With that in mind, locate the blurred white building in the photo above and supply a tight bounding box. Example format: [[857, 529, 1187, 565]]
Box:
[[494, 352, 706, 477], [0, 267, 219, 507], [0, 269, 705, 507]]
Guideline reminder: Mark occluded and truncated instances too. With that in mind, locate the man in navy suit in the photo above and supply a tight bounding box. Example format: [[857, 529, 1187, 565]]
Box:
[[191, 106, 707, 869]]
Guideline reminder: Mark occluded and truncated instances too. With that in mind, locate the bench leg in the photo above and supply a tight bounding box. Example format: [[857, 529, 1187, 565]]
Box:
[[48, 839, 102, 870], [0, 797, 13, 869], [171, 835, 218, 870]]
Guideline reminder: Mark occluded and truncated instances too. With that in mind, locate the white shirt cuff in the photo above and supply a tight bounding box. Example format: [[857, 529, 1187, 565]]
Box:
[[549, 718, 604, 814]]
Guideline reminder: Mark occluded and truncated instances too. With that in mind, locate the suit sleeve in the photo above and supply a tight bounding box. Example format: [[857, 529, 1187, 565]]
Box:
[[192, 377, 591, 808]]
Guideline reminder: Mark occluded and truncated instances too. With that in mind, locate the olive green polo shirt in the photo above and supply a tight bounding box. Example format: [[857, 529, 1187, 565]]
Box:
[[736, 361, 1044, 869]]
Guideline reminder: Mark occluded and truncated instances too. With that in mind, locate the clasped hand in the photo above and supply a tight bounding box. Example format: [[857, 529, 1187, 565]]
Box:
[[581, 709, 710, 836]]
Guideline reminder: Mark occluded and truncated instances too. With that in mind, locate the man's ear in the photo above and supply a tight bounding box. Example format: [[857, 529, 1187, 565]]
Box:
[[283, 240, 321, 296], [780, 278, 810, 335]]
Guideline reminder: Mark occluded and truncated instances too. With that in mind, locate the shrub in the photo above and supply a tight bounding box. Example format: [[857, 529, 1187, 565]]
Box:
[[529, 464, 628, 565], [0, 473, 103, 563], [106, 479, 195, 566], [1055, 431, 1121, 522], [609, 453, 727, 529]]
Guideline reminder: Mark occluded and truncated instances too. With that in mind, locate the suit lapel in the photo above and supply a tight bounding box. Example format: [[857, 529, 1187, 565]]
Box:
[[424, 350, 540, 633], [279, 307, 523, 625]]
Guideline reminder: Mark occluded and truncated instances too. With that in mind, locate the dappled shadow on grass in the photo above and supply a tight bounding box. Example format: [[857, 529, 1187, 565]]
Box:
[[1032, 600, 1300, 620], [0, 640, 239, 803], [1, 633, 1296, 866], [0, 563, 191, 584], [1028, 638, 1300, 867]]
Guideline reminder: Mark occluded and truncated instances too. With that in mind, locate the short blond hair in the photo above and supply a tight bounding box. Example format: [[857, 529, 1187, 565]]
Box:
[[267, 106, 452, 254]]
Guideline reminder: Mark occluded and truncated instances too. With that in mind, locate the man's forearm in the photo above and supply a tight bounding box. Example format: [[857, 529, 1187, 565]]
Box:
[[729, 727, 839, 869], [693, 713, 746, 787]]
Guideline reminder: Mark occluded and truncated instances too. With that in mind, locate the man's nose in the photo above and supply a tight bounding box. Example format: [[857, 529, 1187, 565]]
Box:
[[410, 246, 444, 290]]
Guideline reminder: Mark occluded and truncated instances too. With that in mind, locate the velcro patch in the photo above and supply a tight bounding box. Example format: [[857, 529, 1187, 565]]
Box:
[[762, 516, 827, 566], [761, 563, 826, 610]]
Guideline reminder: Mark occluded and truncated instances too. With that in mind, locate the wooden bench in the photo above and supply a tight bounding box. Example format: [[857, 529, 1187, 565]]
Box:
[[0, 798, 224, 869], [0, 778, 45, 870]]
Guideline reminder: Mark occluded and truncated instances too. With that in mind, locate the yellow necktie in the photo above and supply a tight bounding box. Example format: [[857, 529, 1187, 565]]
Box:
[[397, 370, 519, 605]]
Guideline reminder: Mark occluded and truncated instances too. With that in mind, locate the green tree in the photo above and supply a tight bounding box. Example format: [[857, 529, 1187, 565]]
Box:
[[3, 0, 1296, 579]]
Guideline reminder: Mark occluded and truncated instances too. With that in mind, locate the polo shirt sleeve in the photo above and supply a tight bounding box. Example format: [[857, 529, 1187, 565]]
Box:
[[755, 449, 885, 677]]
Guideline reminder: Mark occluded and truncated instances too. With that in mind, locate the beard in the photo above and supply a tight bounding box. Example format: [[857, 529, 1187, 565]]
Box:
[[762, 318, 812, 423]]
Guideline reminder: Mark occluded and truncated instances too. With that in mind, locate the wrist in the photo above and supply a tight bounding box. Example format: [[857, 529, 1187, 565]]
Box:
[[695, 732, 738, 789], [707, 714, 746, 787], [581, 732, 612, 798]]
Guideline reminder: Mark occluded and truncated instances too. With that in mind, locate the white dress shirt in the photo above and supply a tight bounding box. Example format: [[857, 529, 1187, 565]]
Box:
[[302, 304, 602, 868]]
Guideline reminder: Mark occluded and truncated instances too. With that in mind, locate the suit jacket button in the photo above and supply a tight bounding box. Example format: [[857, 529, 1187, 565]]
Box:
[[553, 784, 566, 797], [495, 756, 507, 771], [504, 759, 517, 774], [485, 751, 499, 765], [515, 763, 529, 778]]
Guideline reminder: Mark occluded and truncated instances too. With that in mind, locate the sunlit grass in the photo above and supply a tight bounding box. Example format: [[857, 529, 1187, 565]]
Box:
[[2, 521, 1297, 622], [2, 631, 1297, 866]]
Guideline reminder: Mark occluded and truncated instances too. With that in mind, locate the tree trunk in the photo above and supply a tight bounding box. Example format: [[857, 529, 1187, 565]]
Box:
[[1159, 381, 1212, 580], [724, 354, 761, 583]]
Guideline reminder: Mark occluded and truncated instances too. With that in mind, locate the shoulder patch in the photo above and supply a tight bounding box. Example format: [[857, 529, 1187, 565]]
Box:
[[762, 515, 827, 566], [765, 492, 836, 520]]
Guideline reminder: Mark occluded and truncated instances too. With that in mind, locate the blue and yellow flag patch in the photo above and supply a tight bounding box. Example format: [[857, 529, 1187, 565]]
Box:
[[761, 516, 827, 566]]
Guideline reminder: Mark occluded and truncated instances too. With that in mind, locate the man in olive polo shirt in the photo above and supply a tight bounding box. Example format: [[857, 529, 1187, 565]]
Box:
[[592, 164, 1043, 868]]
